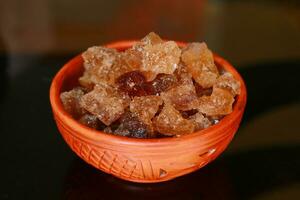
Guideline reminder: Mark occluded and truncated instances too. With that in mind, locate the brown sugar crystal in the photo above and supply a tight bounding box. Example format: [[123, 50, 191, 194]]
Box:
[[214, 72, 241, 96], [153, 103, 195, 136], [80, 83, 130, 126], [198, 88, 234, 116], [79, 46, 118, 88], [114, 112, 151, 138], [80, 46, 139, 88], [121, 48, 143, 70], [78, 114, 103, 129], [130, 95, 163, 126], [61, 32, 241, 138], [161, 74, 198, 111], [140, 32, 164, 46], [181, 42, 219, 88], [189, 112, 212, 131], [141, 41, 181, 81], [116, 70, 148, 97], [60, 87, 87, 119], [149, 73, 178, 95], [194, 81, 213, 97], [126, 32, 164, 79]]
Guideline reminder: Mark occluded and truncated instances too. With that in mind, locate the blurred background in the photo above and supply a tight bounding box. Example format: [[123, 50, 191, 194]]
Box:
[[1, 0, 300, 63], [0, 0, 299, 199]]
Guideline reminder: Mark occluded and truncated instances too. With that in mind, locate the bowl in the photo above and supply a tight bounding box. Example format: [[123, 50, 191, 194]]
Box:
[[50, 41, 247, 183]]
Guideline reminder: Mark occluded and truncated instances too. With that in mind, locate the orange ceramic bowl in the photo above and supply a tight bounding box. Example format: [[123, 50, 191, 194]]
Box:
[[50, 41, 247, 183]]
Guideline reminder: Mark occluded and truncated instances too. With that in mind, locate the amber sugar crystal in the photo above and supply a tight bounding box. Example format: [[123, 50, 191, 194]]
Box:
[[60, 32, 241, 138]]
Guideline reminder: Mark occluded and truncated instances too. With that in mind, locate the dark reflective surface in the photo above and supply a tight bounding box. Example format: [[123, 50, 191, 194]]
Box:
[[1, 56, 299, 200], [240, 61, 300, 121], [63, 157, 234, 200], [63, 145, 299, 200], [1, 0, 300, 199]]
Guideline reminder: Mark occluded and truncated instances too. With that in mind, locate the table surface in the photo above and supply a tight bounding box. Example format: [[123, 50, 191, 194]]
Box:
[[1, 0, 300, 199]]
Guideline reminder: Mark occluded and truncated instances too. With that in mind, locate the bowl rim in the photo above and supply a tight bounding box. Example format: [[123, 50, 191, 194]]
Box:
[[50, 40, 247, 146]]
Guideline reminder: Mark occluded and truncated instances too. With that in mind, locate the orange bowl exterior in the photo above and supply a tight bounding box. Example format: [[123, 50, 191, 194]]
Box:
[[49, 41, 247, 183]]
